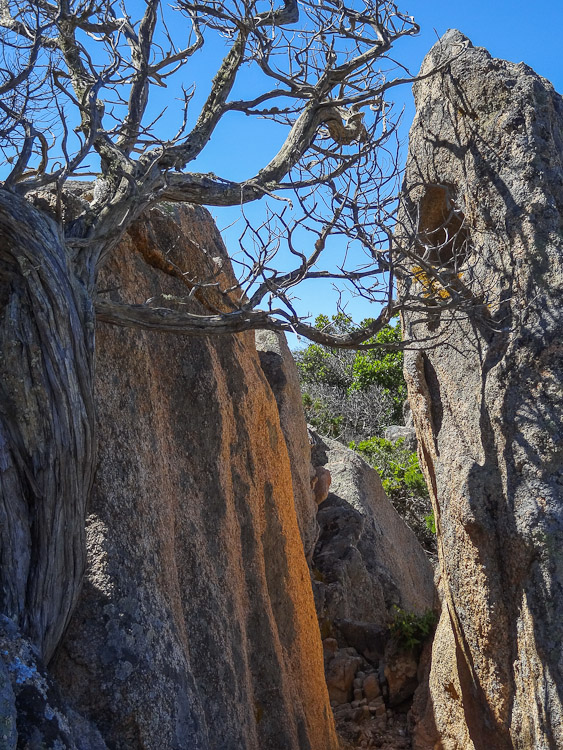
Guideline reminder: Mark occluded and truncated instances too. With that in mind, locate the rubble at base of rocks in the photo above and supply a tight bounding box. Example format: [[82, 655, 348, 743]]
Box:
[[300, 431, 437, 749]]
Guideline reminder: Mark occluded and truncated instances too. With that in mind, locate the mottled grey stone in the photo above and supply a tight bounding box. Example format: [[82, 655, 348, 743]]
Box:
[[255, 330, 319, 561], [0, 617, 107, 750], [400, 29, 563, 750], [311, 432, 435, 642], [384, 425, 417, 452], [0, 656, 17, 750]]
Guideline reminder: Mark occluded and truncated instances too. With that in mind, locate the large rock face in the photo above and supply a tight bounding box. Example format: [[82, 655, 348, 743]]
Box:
[[255, 330, 319, 562], [310, 433, 436, 746], [400, 30, 563, 749], [311, 433, 435, 637], [51, 205, 338, 750]]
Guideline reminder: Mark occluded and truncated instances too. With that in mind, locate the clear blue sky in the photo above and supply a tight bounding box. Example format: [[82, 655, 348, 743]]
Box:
[[198, 0, 563, 180], [397, 0, 561, 91], [194, 0, 562, 343], [394, 0, 562, 127], [12, 1, 560, 342]]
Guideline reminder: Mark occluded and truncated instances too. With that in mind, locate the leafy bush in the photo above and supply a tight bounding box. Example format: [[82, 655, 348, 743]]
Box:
[[424, 511, 437, 535], [302, 391, 345, 439], [389, 606, 438, 651], [302, 383, 394, 444], [351, 437, 427, 496], [350, 322, 406, 423], [296, 315, 405, 422], [350, 437, 435, 553]]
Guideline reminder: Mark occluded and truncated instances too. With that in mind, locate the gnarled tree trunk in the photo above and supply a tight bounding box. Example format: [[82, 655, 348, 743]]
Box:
[[0, 190, 95, 662]]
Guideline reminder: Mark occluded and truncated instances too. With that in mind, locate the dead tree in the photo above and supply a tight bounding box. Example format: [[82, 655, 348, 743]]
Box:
[[0, 0, 465, 663]]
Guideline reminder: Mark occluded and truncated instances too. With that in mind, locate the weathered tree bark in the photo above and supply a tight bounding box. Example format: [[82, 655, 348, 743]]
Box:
[[400, 31, 563, 750], [0, 190, 95, 662]]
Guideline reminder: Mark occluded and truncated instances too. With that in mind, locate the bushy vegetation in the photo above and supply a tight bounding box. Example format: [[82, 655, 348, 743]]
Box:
[[296, 314, 406, 424], [389, 606, 438, 651], [350, 437, 435, 552], [351, 437, 427, 497], [301, 385, 394, 444], [295, 314, 436, 555]]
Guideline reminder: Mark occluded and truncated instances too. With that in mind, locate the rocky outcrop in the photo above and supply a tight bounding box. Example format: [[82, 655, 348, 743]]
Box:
[[384, 425, 417, 452], [50, 205, 338, 750], [309, 432, 436, 745], [250, 325, 437, 747], [255, 330, 320, 561], [400, 30, 563, 749], [252, 322, 438, 747], [311, 432, 435, 637], [0, 616, 107, 749]]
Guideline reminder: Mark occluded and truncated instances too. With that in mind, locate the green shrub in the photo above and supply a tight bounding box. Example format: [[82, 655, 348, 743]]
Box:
[[424, 511, 437, 535], [389, 606, 438, 650], [302, 392, 345, 438], [295, 315, 405, 424], [295, 315, 406, 441], [350, 437, 428, 499], [350, 437, 435, 553], [349, 321, 406, 423]]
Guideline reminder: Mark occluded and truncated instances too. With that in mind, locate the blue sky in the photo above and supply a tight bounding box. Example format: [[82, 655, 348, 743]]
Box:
[[196, 0, 562, 181], [10, 1, 561, 341], [397, 1, 561, 91], [196, 0, 562, 341], [394, 0, 562, 128]]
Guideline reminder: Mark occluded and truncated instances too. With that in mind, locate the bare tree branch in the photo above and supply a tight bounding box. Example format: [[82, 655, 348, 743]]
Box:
[[0, 0, 479, 349]]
